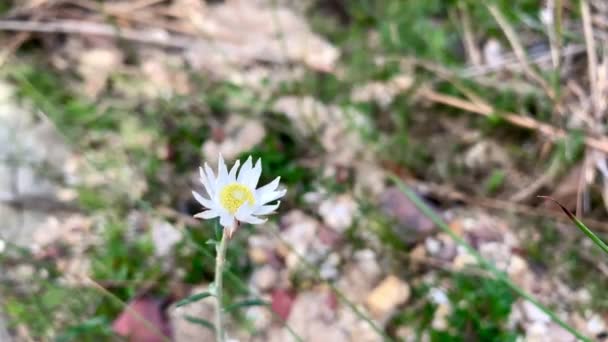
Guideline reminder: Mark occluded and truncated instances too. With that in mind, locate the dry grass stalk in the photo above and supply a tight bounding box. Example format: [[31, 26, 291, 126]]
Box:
[[419, 89, 608, 154], [486, 4, 556, 100]]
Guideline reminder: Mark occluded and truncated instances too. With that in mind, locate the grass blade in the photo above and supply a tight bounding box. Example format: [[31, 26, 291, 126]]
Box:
[[223, 299, 269, 313], [388, 174, 590, 342], [175, 291, 213, 308], [539, 196, 608, 256], [184, 315, 215, 331]]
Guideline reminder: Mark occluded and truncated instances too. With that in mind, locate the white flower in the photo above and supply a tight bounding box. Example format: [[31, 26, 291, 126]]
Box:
[[193, 155, 285, 235]]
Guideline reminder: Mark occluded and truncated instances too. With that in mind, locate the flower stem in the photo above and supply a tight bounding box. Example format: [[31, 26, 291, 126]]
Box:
[[214, 227, 229, 342]]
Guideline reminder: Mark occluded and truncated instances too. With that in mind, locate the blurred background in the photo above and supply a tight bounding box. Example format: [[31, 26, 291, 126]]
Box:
[[1, 0, 607, 341]]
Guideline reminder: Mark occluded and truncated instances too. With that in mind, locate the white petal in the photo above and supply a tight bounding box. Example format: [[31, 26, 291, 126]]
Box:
[[235, 203, 254, 219], [192, 191, 216, 210], [253, 201, 280, 216], [245, 158, 262, 189], [194, 210, 220, 219], [204, 163, 216, 186], [237, 156, 253, 184], [217, 154, 229, 188], [199, 167, 214, 197], [220, 212, 235, 228], [257, 188, 286, 205], [255, 176, 280, 198], [228, 159, 241, 183], [236, 204, 267, 224], [237, 214, 267, 225]]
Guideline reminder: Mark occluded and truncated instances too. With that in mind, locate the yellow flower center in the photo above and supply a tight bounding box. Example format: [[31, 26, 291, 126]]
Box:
[[219, 183, 255, 214]]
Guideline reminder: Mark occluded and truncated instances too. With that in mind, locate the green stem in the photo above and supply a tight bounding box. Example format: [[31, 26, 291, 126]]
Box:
[[214, 228, 229, 342]]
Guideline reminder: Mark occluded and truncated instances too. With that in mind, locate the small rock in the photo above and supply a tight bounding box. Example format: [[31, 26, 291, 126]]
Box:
[[251, 265, 278, 292], [280, 210, 323, 270], [463, 140, 511, 170], [151, 220, 182, 257], [366, 275, 410, 319], [354, 161, 386, 197], [249, 247, 269, 264], [248, 234, 274, 265], [319, 253, 340, 280], [336, 308, 383, 342], [202, 116, 266, 164], [479, 241, 510, 271], [319, 194, 358, 233], [483, 39, 503, 68], [113, 296, 172, 342], [245, 305, 273, 331], [338, 249, 381, 303], [351, 74, 413, 108], [431, 303, 452, 331], [286, 291, 348, 341], [452, 249, 477, 270], [507, 255, 528, 279], [271, 288, 295, 321], [78, 47, 123, 98], [586, 314, 606, 336], [379, 187, 437, 243], [170, 287, 215, 342], [428, 287, 449, 305], [425, 237, 441, 255], [522, 300, 551, 324]]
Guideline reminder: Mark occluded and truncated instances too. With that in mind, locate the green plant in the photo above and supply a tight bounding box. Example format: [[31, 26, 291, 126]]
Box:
[[431, 274, 518, 341]]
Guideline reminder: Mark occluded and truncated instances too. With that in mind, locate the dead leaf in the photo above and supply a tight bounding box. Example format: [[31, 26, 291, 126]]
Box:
[[112, 296, 172, 342]]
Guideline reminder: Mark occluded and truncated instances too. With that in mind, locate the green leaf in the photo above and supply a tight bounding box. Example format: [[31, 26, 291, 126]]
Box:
[[223, 299, 269, 313], [56, 317, 109, 342], [484, 169, 506, 194], [184, 315, 215, 331], [538, 196, 608, 256], [175, 291, 213, 308]]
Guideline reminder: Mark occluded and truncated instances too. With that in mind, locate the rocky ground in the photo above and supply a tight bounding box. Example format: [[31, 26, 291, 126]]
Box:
[[1, 1, 608, 341]]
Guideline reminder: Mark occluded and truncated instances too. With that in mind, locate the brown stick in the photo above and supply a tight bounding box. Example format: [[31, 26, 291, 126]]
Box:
[[0, 19, 195, 48], [420, 89, 608, 153]]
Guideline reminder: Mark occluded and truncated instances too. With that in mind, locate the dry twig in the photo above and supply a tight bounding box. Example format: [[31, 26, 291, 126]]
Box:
[[486, 4, 556, 100], [581, 0, 600, 118], [458, 3, 482, 66], [409, 179, 608, 233], [419, 89, 608, 153], [0, 19, 195, 48]]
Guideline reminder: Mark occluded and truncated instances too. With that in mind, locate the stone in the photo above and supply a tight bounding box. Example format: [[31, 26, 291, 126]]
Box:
[[245, 305, 273, 331], [319, 252, 340, 280], [77, 47, 123, 98], [431, 303, 452, 331], [248, 234, 274, 265], [279, 210, 324, 271], [251, 265, 279, 292], [286, 291, 348, 342], [337, 249, 381, 304], [318, 194, 358, 233], [0, 80, 73, 247], [365, 275, 410, 319], [151, 220, 182, 257], [271, 288, 295, 321], [170, 286, 215, 342], [202, 116, 266, 164], [379, 187, 437, 243]]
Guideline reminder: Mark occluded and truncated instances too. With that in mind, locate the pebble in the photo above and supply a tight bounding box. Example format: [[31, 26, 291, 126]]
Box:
[[319, 194, 358, 233], [366, 275, 410, 319], [251, 265, 278, 292], [379, 187, 437, 243]]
